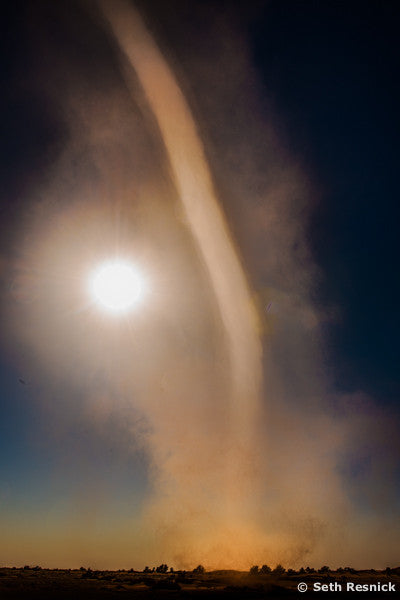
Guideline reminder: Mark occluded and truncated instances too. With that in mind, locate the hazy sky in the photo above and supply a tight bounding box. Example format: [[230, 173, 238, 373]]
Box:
[[0, 0, 399, 570]]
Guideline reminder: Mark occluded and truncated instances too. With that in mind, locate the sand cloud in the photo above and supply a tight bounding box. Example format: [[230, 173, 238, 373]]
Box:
[[1, 0, 398, 570]]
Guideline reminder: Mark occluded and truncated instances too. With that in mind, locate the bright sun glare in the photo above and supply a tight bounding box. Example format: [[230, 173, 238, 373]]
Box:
[[89, 261, 143, 313]]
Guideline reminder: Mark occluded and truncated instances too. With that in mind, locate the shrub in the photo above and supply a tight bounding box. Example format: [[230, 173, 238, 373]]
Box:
[[319, 566, 330, 574], [260, 565, 271, 574], [249, 565, 259, 575], [305, 566, 315, 573], [193, 565, 205, 574], [272, 564, 286, 576], [156, 564, 168, 573]]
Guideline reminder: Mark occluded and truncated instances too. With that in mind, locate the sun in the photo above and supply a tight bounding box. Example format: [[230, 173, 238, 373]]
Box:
[[89, 260, 144, 313]]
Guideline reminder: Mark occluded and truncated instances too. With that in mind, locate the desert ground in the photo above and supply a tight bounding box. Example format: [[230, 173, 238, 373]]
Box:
[[0, 566, 399, 599]]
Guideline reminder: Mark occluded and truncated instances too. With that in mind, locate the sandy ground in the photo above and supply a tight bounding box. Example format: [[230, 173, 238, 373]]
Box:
[[0, 567, 399, 599]]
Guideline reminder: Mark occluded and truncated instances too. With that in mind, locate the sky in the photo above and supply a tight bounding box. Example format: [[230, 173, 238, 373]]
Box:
[[0, 0, 399, 570]]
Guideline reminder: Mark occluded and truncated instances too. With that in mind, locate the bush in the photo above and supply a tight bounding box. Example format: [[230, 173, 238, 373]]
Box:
[[193, 565, 205, 574], [305, 566, 315, 574], [319, 566, 330, 574], [272, 564, 286, 576], [249, 565, 259, 575], [260, 565, 271, 574], [156, 564, 168, 573]]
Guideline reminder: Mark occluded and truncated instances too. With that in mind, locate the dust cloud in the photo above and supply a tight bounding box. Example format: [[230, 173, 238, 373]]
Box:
[[1, 0, 398, 570]]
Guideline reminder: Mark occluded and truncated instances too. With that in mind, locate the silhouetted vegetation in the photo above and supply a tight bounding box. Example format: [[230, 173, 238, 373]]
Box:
[[319, 565, 330, 573], [0, 565, 399, 598], [193, 565, 205, 574], [249, 565, 259, 575], [260, 564, 271, 574], [272, 564, 286, 576], [250, 563, 287, 577], [155, 564, 169, 573]]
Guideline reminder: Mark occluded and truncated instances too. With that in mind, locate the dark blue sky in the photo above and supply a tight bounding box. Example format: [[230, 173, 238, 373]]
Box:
[[250, 0, 400, 403]]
